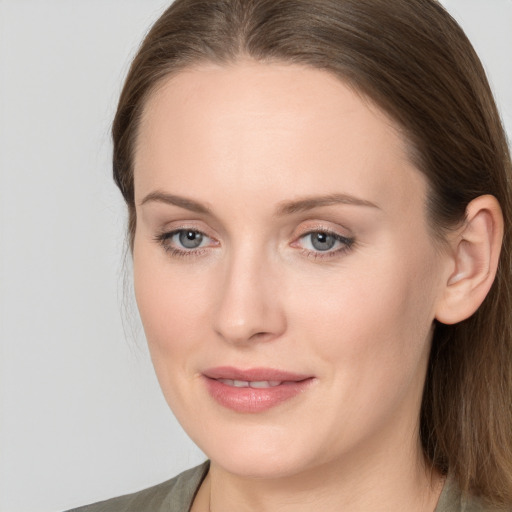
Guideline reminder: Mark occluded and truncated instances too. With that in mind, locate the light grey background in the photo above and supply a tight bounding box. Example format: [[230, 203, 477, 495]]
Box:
[[0, 1, 510, 511]]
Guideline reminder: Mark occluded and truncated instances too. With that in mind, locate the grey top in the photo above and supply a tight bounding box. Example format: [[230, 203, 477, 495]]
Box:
[[66, 462, 500, 512], [65, 463, 210, 512], [435, 475, 499, 512]]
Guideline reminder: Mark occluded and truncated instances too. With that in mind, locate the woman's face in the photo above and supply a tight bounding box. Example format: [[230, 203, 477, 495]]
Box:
[[133, 62, 450, 478]]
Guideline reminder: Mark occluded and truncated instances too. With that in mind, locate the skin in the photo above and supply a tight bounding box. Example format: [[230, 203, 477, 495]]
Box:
[[132, 61, 457, 511]]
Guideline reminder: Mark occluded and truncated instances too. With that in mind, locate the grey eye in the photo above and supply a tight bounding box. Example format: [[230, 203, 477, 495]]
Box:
[[309, 232, 337, 251], [177, 230, 204, 249]]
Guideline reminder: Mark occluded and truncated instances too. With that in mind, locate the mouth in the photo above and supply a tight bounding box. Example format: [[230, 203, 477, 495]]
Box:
[[216, 379, 283, 388], [202, 366, 315, 413]]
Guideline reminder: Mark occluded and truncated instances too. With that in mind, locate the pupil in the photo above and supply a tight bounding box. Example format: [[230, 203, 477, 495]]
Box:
[[311, 232, 335, 251]]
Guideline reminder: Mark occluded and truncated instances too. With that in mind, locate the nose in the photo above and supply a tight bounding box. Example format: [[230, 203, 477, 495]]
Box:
[[212, 247, 287, 345]]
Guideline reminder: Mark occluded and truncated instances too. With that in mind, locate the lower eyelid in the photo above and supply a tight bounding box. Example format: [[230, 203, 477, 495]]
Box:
[[301, 245, 352, 260]]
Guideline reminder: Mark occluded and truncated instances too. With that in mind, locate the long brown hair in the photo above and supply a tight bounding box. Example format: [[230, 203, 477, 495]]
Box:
[[112, 0, 512, 506]]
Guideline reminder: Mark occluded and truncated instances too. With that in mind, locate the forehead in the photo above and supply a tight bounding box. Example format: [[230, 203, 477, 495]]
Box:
[[134, 61, 425, 216]]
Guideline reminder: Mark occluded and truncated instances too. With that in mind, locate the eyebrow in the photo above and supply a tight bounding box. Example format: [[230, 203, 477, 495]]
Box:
[[140, 191, 211, 214], [276, 193, 380, 215], [140, 190, 379, 215]]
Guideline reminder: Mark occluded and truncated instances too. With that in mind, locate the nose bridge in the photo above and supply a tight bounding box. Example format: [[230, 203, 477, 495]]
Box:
[[213, 238, 286, 345]]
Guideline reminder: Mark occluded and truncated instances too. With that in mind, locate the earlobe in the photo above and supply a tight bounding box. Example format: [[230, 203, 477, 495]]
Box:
[[435, 195, 504, 325]]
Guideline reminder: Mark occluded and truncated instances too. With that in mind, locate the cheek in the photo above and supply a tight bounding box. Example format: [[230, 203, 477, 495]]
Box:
[[287, 243, 439, 390], [133, 243, 213, 376], [280, 252, 438, 454]]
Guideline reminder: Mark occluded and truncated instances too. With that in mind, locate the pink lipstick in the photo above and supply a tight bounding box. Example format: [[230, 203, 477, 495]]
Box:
[[202, 366, 314, 413]]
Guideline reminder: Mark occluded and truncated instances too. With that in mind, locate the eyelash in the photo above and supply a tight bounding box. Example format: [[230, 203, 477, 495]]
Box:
[[154, 229, 212, 259], [154, 228, 355, 260], [296, 231, 355, 260]]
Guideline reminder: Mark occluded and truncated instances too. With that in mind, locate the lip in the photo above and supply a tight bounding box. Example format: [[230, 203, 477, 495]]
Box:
[[202, 366, 315, 413]]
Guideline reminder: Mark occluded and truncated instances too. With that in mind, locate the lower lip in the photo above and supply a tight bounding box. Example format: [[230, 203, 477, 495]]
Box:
[[203, 377, 314, 413]]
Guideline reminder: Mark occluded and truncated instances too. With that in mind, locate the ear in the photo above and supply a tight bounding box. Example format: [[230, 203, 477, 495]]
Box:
[[435, 195, 504, 325]]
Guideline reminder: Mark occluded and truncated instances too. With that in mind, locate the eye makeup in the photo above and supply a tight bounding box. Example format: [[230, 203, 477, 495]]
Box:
[[154, 225, 355, 261], [294, 230, 355, 260], [154, 228, 216, 258]]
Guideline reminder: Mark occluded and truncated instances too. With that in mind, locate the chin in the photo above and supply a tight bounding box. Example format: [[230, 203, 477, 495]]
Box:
[[190, 421, 322, 479], [211, 450, 314, 479]]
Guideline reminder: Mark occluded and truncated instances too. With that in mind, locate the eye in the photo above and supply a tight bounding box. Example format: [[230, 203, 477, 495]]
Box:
[[296, 230, 354, 258], [304, 232, 338, 251], [155, 228, 215, 257], [175, 229, 206, 249]]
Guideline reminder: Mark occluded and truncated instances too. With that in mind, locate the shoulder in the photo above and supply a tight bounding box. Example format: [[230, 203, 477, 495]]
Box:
[[436, 474, 508, 512], [64, 461, 209, 512]]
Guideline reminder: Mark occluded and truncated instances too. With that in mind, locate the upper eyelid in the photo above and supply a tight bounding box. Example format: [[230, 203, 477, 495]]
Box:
[[294, 220, 352, 235], [162, 227, 208, 236], [160, 228, 214, 243], [159, 226, 350, 240], [158, 225, 215, 239], [295, 226, 354, 242], [298, 227, 350, 237]]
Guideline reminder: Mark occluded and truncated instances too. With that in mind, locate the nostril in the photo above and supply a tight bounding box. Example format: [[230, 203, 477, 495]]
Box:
[[248, 331, 275, 342]]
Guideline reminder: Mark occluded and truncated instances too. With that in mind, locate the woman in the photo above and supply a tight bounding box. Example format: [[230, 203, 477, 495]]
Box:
[[69, 0, 512, 510]]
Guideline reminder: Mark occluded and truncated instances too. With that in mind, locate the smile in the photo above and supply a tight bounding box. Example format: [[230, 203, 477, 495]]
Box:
[[202, 367, 315, 413]]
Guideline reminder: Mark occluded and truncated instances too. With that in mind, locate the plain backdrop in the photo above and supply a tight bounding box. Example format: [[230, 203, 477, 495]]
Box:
[[0, 1, 510, 511]]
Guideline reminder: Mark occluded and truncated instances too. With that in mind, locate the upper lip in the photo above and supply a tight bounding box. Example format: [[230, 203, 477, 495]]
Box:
[[202, 366, 312, 382]]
